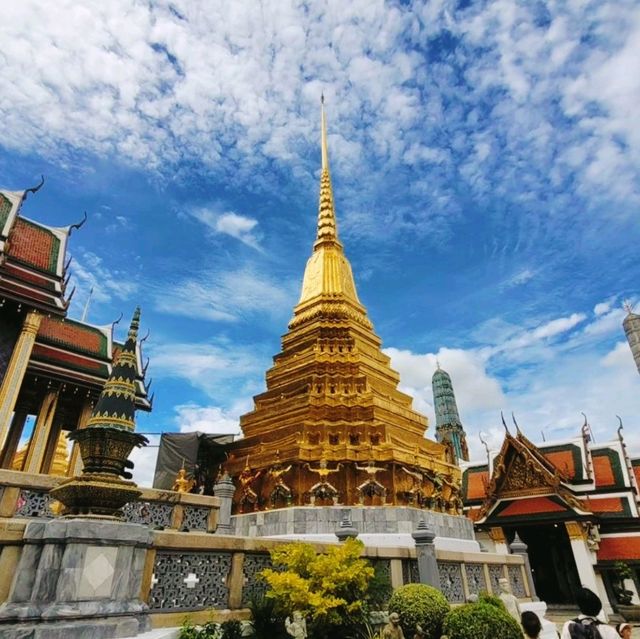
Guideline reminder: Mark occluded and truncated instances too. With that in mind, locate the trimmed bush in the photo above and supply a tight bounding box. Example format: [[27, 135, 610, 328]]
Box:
[[477, 591, 507, 611], [443, 602, 524, 639], [387, 584, 450, 639]]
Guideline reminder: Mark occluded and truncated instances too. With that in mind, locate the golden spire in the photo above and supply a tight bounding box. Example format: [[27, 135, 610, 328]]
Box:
[[293, 96, 368, 322], [315, 95, 340, 249]]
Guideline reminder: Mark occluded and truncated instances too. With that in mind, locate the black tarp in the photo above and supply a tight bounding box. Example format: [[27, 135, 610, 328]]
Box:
[[153, 432, 234, 493]]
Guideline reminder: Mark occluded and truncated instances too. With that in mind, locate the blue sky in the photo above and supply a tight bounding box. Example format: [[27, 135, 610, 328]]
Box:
[[1, 0, 639, 485]]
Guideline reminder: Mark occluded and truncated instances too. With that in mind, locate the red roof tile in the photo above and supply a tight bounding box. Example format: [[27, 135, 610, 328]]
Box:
[[497, 497, 567, 517], [38, 317, 108, 358], [598, 536, 640, 561], [7, 218, 60, 274], [31, 344, 108, 375]]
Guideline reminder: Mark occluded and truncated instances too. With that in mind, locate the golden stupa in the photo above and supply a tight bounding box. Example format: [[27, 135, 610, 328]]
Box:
[[226, 100, 461, 513], [12, 430, 70, 475]]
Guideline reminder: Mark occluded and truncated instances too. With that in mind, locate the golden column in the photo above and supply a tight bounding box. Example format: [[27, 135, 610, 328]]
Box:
[[0, 410, 28, 469], [0, 310, 43, 450], [67, 399, 94, 476], [23, 387, 60, 474]]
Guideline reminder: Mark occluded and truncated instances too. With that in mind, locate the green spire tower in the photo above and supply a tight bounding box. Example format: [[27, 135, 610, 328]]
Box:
[[623, 302, 640, 376], [432, 363, 469, 463]]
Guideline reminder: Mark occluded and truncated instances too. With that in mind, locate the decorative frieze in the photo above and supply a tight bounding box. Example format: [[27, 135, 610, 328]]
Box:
[[438, 561, 465, 603]]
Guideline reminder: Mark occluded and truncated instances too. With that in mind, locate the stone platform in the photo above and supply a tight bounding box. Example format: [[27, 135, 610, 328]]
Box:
[[231, 505, 474, 542]]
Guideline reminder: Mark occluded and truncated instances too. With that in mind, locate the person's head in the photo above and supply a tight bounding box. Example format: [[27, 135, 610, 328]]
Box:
[[576, 587, 602, 617], [521, 611, 542, 638], [292, 611, 303, 622], [616, 622, 632, 638], [389, 612, 400, 626], [498, 577, 510, 593]]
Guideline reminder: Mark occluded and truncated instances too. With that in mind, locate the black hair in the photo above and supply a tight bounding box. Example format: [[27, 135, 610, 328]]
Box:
[[576, 587, 602, 617], [521, 611, 542, 638]]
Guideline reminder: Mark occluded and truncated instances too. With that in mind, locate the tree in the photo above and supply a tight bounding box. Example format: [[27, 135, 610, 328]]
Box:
[[260, 538, 375, 638]]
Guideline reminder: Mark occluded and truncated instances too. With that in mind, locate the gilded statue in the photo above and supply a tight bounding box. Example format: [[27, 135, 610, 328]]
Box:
[[355, 460, 386, 504], [238, 458, 263, 512], [305, 459, 342, 505], [268, 463, 293, 508], [173, 467, 195, 493], [399, 466, 425, 505]]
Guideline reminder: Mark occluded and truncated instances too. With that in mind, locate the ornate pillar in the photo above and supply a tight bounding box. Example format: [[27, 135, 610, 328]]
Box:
[[412, 518, 439, 588], [0, 311, 42, 450], [23, 387, 60, 474], [0, 410, 28, 469], [509, 533, 538, 601], [67, 399, 93, 476], [213, 472, 236, 534], [565, 521, 599, 594]]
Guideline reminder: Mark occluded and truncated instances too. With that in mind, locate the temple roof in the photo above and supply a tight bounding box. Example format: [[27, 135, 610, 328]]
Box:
[[0, 187, 73, 315], [26, 314, 151, 410]]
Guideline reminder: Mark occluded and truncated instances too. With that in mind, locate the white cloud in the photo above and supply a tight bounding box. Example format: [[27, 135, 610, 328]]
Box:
[[190, 208, 262, 249], [129, 434, 160, 488], [1, 0, 637, 245], [147, 339, 265, 397], [69, 250, 138, 318], [174, 402, 247, 435], [152, 266, 295, 323]]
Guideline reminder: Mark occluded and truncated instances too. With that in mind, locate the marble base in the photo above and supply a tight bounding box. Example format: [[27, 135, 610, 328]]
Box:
[[231, 505, 475, 540], [0, 614, 148, 639], [0, 519, 152, 638]]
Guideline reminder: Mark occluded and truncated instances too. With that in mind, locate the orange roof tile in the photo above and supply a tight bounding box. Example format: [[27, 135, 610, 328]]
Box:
[[7, 218, 60, 274], [543, 450, 577, 479], [593, 455, 616, 488], [632, 463, 640, 489], [598, 536, 640, 561], [466, 470, 489, 501], [466, 507, 482, 522], [498, 497, 567, 517], [589, 497, 625, 514]]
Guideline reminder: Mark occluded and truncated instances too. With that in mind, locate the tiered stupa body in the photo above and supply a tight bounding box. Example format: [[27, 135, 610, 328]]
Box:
[[432, 364, 469, 463], [226, 104, 460, 513], [623, 302, 640, 376]]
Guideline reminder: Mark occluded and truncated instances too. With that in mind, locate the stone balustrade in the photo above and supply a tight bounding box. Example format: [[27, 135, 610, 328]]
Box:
[[139, 532, 529, 628], [0, 468, 220, 532]]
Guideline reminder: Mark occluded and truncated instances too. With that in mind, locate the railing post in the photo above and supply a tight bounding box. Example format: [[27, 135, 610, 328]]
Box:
[[412, 517, 439, 588], [335, 509, 358, 542], [213, 472, 235, 534], [509, 533, 538, 601]]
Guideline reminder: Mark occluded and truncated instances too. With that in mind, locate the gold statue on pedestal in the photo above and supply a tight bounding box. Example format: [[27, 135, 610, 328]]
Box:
[[172, 467, 194, 493], [224, 100, 461, 513]]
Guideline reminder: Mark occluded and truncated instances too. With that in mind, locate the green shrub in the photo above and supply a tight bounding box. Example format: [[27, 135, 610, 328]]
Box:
[[443, 602, 524, 639], [220, 619, 243, 639], [366, 562, 393, 611], [248, 594, 288, 639], [387, 583, 450, 639], [178, 619, 220, 639], [477, 591, 507, 611]]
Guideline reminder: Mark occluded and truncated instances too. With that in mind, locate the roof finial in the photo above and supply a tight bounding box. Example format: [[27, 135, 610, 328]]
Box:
[[23, 175, 45, 201], [511, 412, 522, 435], [623, 299, 635, 314], [616, 415, 624, 443], [315, 95, 339, 247], [321, 93, 329, 172], [501, 411, 510, 435], [436, 358, 441, 370]]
